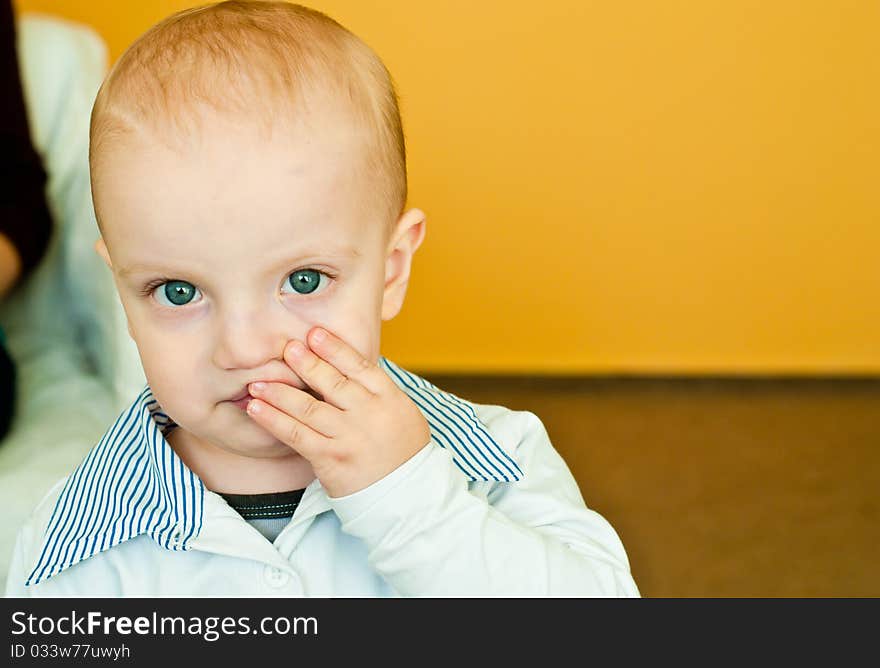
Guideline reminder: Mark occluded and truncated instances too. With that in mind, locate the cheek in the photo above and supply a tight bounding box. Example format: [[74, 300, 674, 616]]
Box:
[[358, 312, 382, 363], [344, 310, 382, 363], [313, 301, 381, 363], [128, 321, 203, 393], [137, 339, 210, 431]]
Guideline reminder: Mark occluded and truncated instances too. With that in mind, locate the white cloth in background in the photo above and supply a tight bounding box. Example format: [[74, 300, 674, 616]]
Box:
[[0, 15, 145, 588]]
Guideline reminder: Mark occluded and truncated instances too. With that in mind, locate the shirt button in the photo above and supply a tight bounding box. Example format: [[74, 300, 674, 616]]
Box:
[[263, 566, 290, 588], [170, 525, 184, 548]]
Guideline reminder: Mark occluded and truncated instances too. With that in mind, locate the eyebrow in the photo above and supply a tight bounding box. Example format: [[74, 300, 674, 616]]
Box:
[[118, 246, 362, 278]]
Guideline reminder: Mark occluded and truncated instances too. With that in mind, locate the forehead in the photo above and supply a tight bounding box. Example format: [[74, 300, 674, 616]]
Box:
[[95, 111, 374, 264]]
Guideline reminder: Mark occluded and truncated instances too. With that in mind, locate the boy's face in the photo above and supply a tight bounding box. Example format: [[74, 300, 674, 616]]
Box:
[[93, 109, 424, 462]]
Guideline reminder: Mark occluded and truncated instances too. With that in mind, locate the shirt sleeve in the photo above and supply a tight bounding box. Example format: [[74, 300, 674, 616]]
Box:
[[328, 409, 640, 597]]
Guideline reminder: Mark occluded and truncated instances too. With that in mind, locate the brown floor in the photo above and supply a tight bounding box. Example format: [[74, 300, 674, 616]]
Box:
[[420, 375, 880, 597]]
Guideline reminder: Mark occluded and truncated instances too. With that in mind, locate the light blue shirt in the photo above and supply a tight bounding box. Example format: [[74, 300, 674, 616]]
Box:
[[7, 358, 639, 597], [23, 357, 523, 588]]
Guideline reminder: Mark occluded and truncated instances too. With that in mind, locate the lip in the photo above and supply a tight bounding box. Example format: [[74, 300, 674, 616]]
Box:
[[228, 391, 253, 410], [225, 380, 311, 410]]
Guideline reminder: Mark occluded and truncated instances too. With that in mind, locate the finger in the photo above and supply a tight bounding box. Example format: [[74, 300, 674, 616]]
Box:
[[245, 397, 328, 458], [304, 327, 388, 396], [283, 338, 369, 411], [248, 381, 340, 438]]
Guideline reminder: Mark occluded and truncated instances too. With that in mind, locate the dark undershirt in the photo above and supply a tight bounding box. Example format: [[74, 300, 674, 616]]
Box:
[[218, 489, 307, 520], [218, 489, 308, 543]]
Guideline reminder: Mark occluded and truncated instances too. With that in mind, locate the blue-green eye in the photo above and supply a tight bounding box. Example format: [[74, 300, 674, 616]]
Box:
[[282, 269, 329, 296], [154, 280, 201, 307]]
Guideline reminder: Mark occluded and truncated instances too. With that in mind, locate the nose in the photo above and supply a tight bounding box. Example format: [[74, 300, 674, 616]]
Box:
[[211, 302, 298, 372]]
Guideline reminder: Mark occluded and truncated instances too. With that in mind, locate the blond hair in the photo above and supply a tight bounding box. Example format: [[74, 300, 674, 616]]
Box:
[[90, 0, 407, 231]]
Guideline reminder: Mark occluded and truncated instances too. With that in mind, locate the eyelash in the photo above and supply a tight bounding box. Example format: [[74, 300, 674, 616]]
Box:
[[139, 268, 337, 304]]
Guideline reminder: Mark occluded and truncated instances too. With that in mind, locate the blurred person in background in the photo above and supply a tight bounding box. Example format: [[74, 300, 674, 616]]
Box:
[[0, 0, 54, 440]]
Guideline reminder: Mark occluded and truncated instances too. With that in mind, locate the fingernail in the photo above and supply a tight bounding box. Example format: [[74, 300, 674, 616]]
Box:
[[312, 328, 327, 344], [249, 382, 265, 395], [288, 340, 306, 357], [246, 399, 260, 414]]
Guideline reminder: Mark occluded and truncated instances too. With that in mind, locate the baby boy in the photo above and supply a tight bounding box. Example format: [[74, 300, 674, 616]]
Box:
[[5, 1, 638, 596]]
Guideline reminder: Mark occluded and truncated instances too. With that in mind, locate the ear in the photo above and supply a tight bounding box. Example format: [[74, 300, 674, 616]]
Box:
[[94, 237, 113, 269], [381, 208, 427, 321]]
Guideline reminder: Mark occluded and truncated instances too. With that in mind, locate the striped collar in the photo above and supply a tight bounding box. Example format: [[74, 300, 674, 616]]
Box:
[[26, 357, 523, 587]]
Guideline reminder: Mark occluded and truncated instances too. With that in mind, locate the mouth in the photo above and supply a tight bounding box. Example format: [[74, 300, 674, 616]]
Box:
[[228, 391, 253, 410], [226, 384, 321, 410]]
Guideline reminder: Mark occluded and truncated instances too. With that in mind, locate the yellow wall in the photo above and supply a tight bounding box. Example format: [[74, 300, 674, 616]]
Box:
[[16, 1, 879, 375]]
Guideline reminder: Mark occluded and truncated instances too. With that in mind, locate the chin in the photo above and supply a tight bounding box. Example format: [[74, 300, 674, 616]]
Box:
[[237, 421, 298, 457]]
